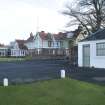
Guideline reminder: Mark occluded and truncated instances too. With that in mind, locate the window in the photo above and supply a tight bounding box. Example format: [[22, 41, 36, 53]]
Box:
[[96, 42, 105, 56], [48, 41, 52, 47], [60, 41, 63, 47], [56, 42, 59, 47]]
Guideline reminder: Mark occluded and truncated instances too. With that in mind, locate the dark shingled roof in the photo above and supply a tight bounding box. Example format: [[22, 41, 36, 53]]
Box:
[[26, 32, 34, 42], [0, 44, 5, 47], [38, 31, 67, 40], [53, 32, 67, 40], [16, 40, 28, 50], [82, 29, 105, 41]]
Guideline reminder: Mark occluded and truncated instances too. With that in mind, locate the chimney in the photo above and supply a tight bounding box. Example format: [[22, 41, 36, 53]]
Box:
[[41, 31, 45, 33], [30, 32, 33, 37]]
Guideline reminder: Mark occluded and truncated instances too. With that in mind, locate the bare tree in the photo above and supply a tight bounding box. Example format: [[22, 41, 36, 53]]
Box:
[[63, 0, 105, 35]]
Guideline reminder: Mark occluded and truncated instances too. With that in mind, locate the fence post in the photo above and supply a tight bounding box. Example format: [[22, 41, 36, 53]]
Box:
[[61, 70, 65, 78], [3, 78, 8, 87]]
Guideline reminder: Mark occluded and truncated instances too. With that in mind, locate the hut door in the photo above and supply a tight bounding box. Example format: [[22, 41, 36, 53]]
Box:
[[83, 44, 90, 67]]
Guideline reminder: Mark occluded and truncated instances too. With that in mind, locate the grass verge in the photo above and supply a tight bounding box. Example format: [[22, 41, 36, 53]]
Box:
[[0, 56, 33, 62], [0, 57, 25, 62], [0, 78, 105, 105]]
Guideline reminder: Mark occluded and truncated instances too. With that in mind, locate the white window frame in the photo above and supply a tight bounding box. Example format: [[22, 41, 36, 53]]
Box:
[[96, 42, 105, 56]]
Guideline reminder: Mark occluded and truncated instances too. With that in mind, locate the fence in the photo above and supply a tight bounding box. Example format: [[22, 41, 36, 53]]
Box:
[[28, 48, 70, 57], [69, 46, 78, 65], [0, 48, 70, 58]]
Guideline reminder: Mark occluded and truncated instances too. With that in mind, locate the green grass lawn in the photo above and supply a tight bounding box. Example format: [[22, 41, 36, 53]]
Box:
[[0, 57, 25, 62], [0, 79, 105, 105], [0, 56, 33, 62]]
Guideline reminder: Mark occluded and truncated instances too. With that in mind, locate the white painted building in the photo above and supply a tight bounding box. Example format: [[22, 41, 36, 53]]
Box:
[[78, 29, 105, 68], [24, 31, 70, 56], [10, 40, 28, 57], [0, 46, 8, 56]]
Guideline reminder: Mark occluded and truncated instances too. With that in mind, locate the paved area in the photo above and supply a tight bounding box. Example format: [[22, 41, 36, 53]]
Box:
[[0, 59, 105, 85], [65, 65, 105, 85], [0, 60, 64, 84]]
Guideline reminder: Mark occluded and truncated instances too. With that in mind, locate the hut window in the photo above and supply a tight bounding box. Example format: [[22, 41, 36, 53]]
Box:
[[96, 42, 105, 56]]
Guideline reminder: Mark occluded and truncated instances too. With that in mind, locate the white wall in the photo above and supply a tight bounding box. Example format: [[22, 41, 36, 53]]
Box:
[[78, 39, 105, 68]]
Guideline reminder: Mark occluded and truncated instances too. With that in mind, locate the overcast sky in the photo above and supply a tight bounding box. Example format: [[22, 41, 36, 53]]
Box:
[[0, 0, 74, 44]]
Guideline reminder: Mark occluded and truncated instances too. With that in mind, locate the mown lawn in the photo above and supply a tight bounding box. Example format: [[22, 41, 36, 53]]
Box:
[[0, 57, 25, 62], [0, 79, 105, 105], [0, 56, 33, 62]]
